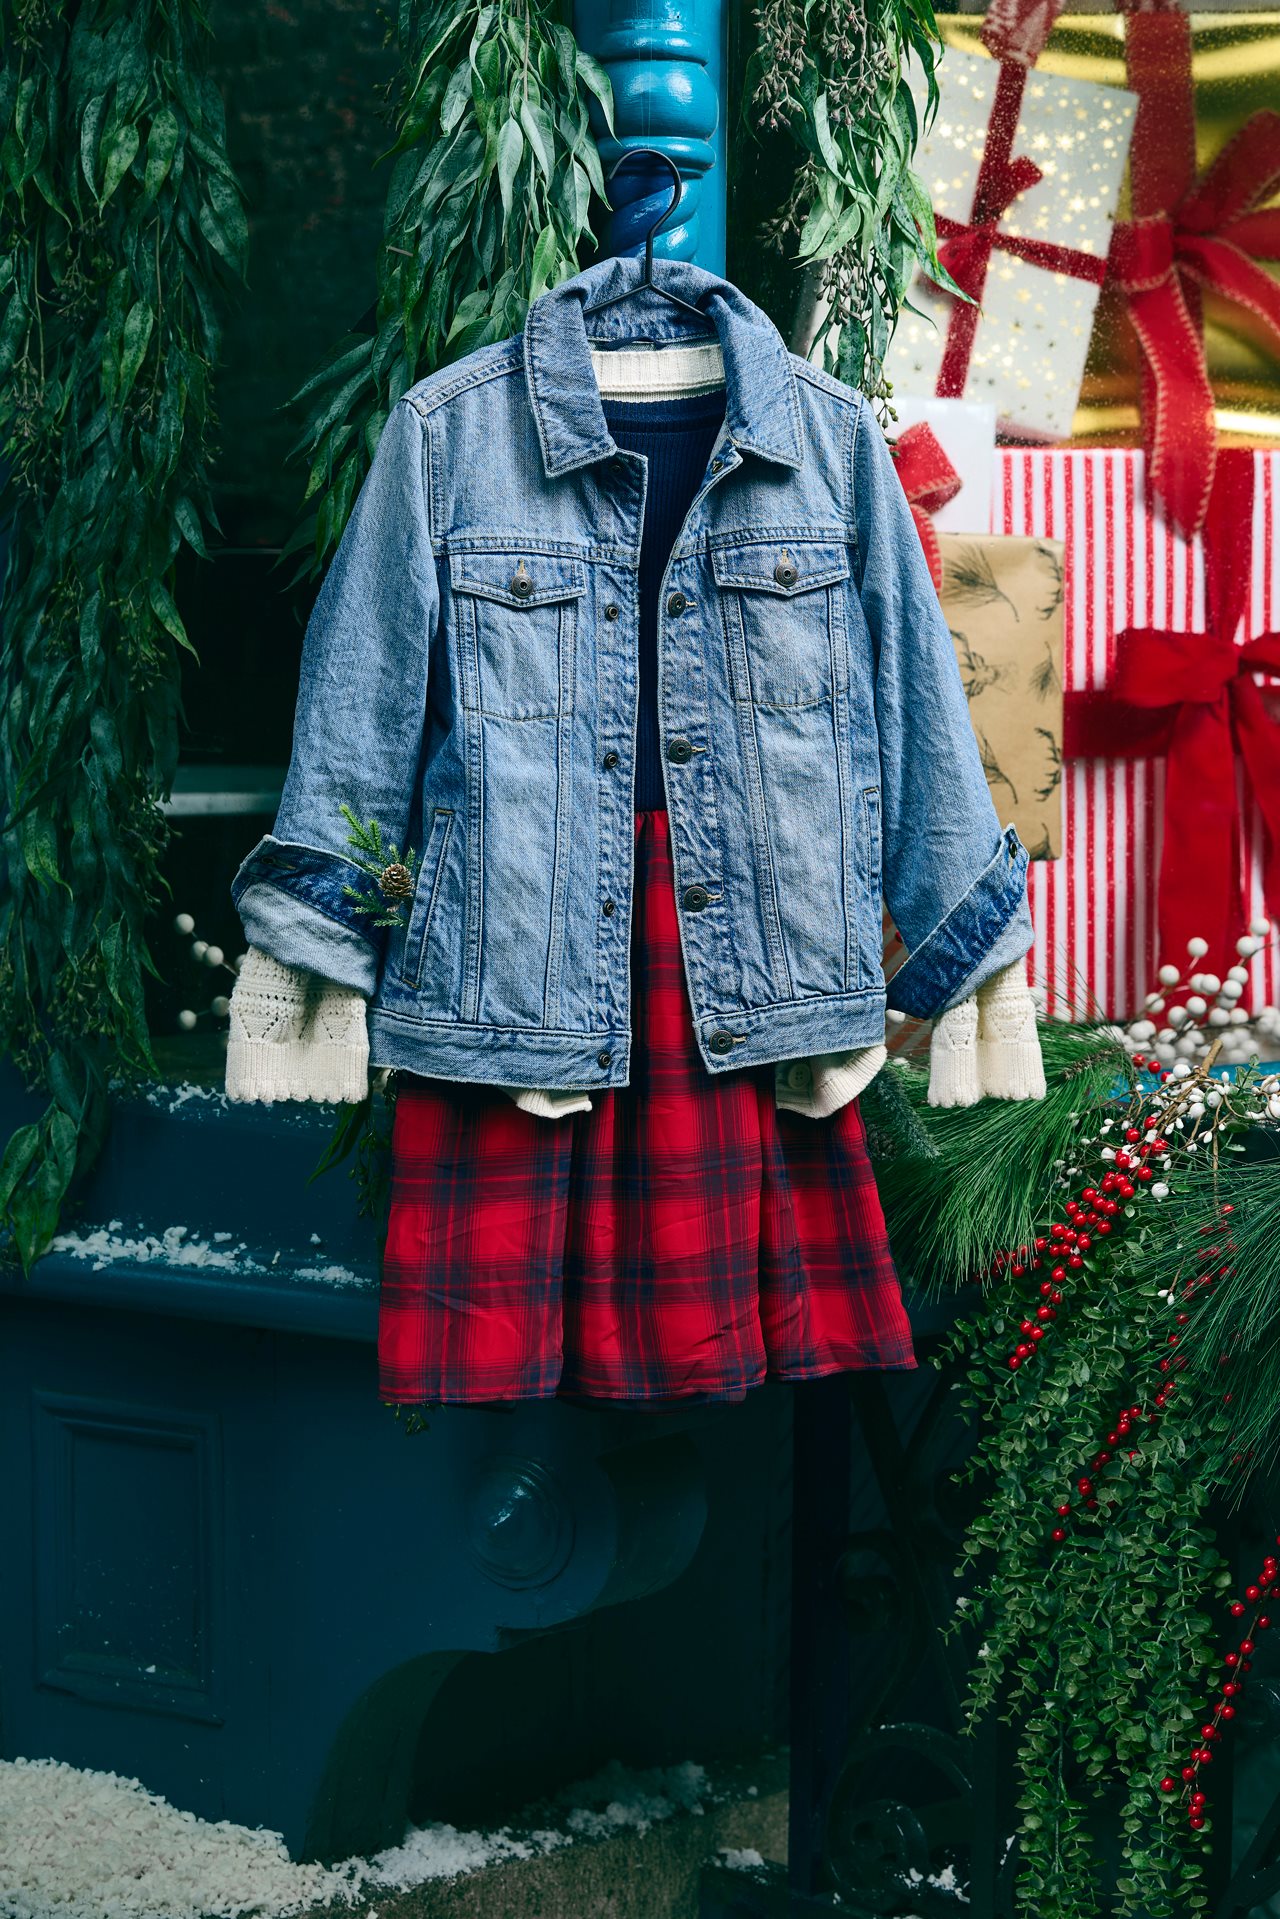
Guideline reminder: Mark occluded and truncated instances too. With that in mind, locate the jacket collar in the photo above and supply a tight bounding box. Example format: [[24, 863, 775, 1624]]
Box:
[[523, 257, 805, 479]]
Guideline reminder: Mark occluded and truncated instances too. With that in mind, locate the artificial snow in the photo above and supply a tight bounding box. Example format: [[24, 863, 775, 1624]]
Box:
[[44, 1223, 372, 1291], [719, 1847, 766, 1871], [48, 1223, 257, 1274], [0, 1754, 726, 1919]]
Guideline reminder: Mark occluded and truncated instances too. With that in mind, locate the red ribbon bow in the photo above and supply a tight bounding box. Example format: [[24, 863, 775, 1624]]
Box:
[[893, 422, 962, 589], [1064, 449, 1280, 979], [1110, 8, 1280, 538], [932, 63, 1109, 401]]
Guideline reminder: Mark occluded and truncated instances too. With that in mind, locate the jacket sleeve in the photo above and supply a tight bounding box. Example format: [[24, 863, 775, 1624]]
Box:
[[231, 399, 437, 995], [850, 400, 1033, 1018]]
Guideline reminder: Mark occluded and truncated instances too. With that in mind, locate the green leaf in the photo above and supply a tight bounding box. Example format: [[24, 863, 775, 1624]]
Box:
[[116, 301, 154, 406], [100, 122, 140, 203], [496, 115, 524, 216], [148, 578, 196, 656], [143, 106, 181, 200], [575, 52, 615, 133], [517, 98, 554, 180]]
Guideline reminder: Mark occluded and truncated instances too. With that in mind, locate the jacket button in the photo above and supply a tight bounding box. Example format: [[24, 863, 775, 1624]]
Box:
[[511, 574, 534, 600], [604, 603, 620, 621], [708, 1031, 735, 1056], [602, 750, 619, 770], [682, 884, 711, 912], [597, 1050, 613, 1069], [666, 591, 688, 617], [667, 737, 694, 764], [602, 898, 616, 917], [710, 457, 724, 473], [773, 556, 798, 588]]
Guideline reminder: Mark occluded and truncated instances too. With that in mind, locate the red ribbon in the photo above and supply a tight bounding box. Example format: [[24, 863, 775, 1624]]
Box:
[[893, 422, 962, 589], [1064, 449, 1280, 979], [932, 63, 1109, 399], [1109, 8, 1280, 538]]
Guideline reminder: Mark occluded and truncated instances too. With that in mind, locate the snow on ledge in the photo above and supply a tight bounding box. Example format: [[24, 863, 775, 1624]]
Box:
[[0, 1755, 730, 1919], [45, 1223, 368, 1289]]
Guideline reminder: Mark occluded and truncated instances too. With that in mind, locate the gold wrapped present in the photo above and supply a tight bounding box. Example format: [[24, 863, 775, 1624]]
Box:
[[938, 532, 1066, 860]]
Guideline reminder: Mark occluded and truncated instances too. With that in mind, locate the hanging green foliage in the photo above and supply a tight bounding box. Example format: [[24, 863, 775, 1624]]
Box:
[[290, 0, 613, 575], [0, 0, 246, 1270], [747, 0, 955, 396], [874, 1035, 1280, 1916]]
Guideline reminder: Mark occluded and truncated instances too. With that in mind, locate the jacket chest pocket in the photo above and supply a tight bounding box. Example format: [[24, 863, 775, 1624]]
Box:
[[712, 540, 850, 709], [450, 549, 586, 720]]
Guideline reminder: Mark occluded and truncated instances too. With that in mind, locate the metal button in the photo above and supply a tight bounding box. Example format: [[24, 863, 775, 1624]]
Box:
[[667, 737, 694, 765], [597, 1050, 613, 1069], [666, 591, 688, 617], [602, 750, 619, 770], [682, 884, 711, 912], [510, 560, 534, 599], [708, 1031, 735, 1056], [604, 603, 620, 621], [710, 457, 724, 473], [773, 556, 798, 589], [602, 898, 616, 917]]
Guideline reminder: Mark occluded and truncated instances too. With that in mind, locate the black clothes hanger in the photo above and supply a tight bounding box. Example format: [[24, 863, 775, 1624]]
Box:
[[581, 149, 709, 323]]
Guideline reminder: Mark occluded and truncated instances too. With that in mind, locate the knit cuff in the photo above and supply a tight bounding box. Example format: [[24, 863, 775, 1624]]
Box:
[[928, 996, 980, 1108], [509, 1087, 594, 1119], [226, 947, 370, 1105], [775, 1045, 888, 1117], [976, 963, 1046, 1101]]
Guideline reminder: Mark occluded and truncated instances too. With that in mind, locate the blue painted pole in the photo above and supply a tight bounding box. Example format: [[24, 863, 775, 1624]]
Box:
[[573, 0, 726, 274]]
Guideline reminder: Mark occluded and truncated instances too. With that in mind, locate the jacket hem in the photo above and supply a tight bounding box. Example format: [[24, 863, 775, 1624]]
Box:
[[369, 989, 888, 1087]]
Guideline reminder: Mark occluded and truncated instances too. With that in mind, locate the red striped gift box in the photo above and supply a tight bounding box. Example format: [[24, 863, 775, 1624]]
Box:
[[995, 449, 1280, 1022]]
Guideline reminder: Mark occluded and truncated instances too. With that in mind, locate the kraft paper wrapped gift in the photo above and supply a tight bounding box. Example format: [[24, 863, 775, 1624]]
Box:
[[938, 531, 1065, 862]]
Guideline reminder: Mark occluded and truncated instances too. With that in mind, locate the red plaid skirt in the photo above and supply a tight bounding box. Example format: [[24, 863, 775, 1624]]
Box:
[[378, 811, 915, 1405]]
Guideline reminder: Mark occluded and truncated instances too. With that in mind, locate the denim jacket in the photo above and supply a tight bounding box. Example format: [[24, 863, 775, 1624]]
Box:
[[232, 257, 1032, 1093]]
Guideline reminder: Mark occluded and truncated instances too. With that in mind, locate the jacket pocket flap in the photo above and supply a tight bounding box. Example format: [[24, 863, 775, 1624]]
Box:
[[449, 549, 587, 608], [711, 540, 849, 597]]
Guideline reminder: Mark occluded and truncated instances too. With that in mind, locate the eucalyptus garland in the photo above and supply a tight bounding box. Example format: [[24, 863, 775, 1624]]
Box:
[[874, 1014, 1280, 1915], [0, 0, 245, 1269], [748, 0, 949, 394], [290, 0, 613, 574]]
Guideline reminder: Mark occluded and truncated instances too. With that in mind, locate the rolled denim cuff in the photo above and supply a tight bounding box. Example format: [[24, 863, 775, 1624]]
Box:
[[232, 837, 384, 996], [887, 826, 1031, 1020]]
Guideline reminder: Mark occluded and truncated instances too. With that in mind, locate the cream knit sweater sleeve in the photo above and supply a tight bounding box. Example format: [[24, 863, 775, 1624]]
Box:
[[225, 949, 1044, 1113]]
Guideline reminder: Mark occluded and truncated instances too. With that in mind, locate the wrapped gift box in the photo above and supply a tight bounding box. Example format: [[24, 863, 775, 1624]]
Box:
[[996, 446, 1280, 1021], [883, 44, 1136, 441], [928, 12, 1280, 452], [938, 531, 1065, 859]]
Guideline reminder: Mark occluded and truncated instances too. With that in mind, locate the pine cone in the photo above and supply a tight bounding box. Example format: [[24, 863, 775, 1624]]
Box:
[[378, 862, 414, 902]]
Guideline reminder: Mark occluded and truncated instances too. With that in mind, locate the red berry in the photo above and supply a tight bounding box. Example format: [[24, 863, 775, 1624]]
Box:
[[1182, 1766, 1197, 1781], [1241, 1639, 1256, 1655], [1051, 1527, 1066, 1542], [1051, 1266, 1067, 1283], [1160, 1776, 1176, 1792], [1056, 1504, 1071, 1516], [1247, 1587, 1261, 1602], [1008, 1356, 1021, 1370], [1231, 1602, 1247, 1617]]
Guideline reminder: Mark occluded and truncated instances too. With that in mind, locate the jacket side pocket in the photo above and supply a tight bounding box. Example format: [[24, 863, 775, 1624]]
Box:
[[400, 808, 455, 989]]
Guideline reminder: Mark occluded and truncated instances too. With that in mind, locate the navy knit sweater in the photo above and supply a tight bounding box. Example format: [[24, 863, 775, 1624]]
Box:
[[602, 391, 726, 809]]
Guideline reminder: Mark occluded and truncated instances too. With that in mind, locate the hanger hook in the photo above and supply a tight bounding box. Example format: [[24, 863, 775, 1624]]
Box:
[[605, 147, 682, 278]]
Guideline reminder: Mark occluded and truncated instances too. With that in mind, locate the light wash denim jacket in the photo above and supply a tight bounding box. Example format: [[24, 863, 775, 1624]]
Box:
[[232, 257, 1032, 1093]]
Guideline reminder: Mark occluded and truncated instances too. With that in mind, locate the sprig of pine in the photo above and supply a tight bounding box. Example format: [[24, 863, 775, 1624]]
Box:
[[875, 1036, 1279, 1914], [288, 0, 613, 576], [0, 0, 246, 1270]]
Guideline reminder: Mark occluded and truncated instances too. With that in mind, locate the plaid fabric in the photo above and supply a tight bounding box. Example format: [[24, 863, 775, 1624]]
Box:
[[378, 811, 916, 1405]]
